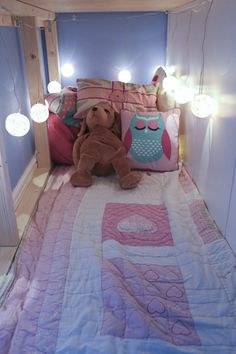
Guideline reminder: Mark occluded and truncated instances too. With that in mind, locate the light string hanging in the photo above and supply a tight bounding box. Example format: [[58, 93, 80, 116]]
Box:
[[0, 31, 30, 137], [190, 0, 217, 118], [162, 0, 217, 118]]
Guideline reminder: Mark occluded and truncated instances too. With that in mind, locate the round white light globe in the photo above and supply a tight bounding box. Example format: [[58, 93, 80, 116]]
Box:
[[61, 63, 74, 77], [5, 113, 30, 137], [174, 85, 193, 104], [118, 70, 131, 83], [163, 76, 179, 94], [191, 94, 215, 118], [30, 103, 49, 123], [47, 80, 61, 93]]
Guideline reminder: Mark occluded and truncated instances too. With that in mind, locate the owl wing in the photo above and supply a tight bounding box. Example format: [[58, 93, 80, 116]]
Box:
[[123, 128, 132, 152], [162, 129, 171, 160]]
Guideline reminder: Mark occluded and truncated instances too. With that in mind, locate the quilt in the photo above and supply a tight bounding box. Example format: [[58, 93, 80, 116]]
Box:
[[0, 166, 235, 354]]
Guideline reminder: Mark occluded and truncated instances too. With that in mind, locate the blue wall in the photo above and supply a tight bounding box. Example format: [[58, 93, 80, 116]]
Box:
[[0, 27, 35, 189], [56, 12, 167, 86]]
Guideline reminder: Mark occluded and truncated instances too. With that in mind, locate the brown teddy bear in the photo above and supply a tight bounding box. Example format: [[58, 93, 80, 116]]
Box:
[[70, 102, 142, 189]]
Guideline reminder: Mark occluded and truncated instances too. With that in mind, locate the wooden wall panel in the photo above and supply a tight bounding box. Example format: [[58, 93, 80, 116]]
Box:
[[20, 16, 51, 170], [44, 20, 61, 83]]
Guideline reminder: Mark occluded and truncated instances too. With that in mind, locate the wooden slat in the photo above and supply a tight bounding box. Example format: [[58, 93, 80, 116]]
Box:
[[0, 0, 55, 19], [0, 15, 13, 26], [20, 16, 51, 170], [44, 20, 61, 83], [12, 0, 194, 13]]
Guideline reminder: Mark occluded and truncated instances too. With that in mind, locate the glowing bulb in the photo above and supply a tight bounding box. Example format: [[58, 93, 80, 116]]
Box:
[[5, 113, 30, 137], [118, 70, 131, 83], [174, 85, 194, 104], [47, 80, 61, 93], [166, 65, 176, 75], [191, 94, 216, 118], [163, 76, 179, 94], [61, 63, 74, 77], [30, 103, 49, 123]]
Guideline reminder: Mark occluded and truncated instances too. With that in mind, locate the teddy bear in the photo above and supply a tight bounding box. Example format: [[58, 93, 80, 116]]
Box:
[[70, 102, 142, 189]]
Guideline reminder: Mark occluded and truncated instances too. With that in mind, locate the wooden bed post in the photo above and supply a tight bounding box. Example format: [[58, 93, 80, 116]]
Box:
[[20, 16, 51, 170], [44, 20, 61, 83]]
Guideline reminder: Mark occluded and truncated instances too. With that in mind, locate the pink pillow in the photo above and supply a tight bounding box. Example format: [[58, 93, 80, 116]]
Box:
[[121, 108, 180, 171], [74, 78, 158, 119], [47, 113, 79, 165]]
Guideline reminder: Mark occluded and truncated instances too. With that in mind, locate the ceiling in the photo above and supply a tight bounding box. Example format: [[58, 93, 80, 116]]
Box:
[[0, 0, 200, 17]]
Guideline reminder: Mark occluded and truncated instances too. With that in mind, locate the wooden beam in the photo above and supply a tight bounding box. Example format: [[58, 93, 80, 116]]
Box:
[[0, 15, 13, 26], [44, 20, 61, 83], [0, 0, 55, 20], [20, 16, 51, 170]]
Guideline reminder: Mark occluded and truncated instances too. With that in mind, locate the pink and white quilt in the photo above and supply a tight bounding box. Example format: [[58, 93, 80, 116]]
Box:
[[0, 166, 235, 353]]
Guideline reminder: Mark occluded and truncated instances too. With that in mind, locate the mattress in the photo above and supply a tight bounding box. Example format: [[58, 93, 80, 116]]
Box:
[[0, 166, 235, 354]]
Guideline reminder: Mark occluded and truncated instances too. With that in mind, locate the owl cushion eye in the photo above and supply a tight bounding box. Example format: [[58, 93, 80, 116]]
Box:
[[148, 121, 159, 131], [135, 120, 146, 130]]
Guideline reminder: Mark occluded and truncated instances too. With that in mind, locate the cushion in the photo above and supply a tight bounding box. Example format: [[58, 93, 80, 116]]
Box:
[[47, 113, 80, 165], [45, 87, 78, 125], [121, 108, 180, 171], [74, 78, 158, 119]]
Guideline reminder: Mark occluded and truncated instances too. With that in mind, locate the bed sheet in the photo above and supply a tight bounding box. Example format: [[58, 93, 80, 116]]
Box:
[[0, 166, 235, 354]]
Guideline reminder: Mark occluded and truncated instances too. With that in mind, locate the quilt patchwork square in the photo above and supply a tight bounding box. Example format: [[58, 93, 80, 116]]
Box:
[[101, 258, 200, 345], [102, 203, 173, 247]]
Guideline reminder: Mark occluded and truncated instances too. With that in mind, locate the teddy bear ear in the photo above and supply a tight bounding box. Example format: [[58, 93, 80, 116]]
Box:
[[111, 111, 121, 138]]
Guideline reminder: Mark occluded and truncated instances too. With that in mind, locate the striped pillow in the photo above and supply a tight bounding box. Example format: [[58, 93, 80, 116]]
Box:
[[45, 87, 77, 125], [74, 78, 158, 119]]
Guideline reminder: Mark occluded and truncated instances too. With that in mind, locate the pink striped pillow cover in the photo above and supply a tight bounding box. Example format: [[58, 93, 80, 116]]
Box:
[[74, 78, 159, 119]]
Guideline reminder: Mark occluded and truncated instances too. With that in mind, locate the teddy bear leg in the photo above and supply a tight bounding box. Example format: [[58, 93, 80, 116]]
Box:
[[70, 155, 96, 187], [111, 156, 142, 189]]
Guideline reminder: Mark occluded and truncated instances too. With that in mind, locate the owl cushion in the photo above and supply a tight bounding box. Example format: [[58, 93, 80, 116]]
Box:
[[121, 108, 180, 171], [74, 78, 158, 119]]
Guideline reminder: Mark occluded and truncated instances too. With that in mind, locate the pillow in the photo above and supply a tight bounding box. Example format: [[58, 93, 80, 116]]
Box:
[[74, 78, 158, 119], [152, 66, 176, 112], [121, 108, 180, 171], [47, 113, 80, 165], [45, 87, 77, 125]]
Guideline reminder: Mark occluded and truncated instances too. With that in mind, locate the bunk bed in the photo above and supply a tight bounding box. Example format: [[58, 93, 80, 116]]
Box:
[[0, 1, 236, 353]]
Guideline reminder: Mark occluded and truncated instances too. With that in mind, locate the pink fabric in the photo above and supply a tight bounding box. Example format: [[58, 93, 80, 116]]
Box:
[[74, 78, 158, 119], [189, 200, 223, 244], [0, 168, 86, 353], [102, 202, 173, 247], [121, 108, 180, 171], [47, 113, 80, 165], [101, 258, 200, 344]]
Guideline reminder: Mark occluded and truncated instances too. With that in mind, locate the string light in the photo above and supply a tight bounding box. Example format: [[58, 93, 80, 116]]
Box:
[[5, 113, 30, 137], [30, 103, 49, 123], [163, 75, 179, 95], [47, 80, 61, 93], [118, 70, 131, 83], [61, 63, 74, 77], [175, 85, 194, 104], [191, 94, 216, 118], [191, 0, 215, 118]]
